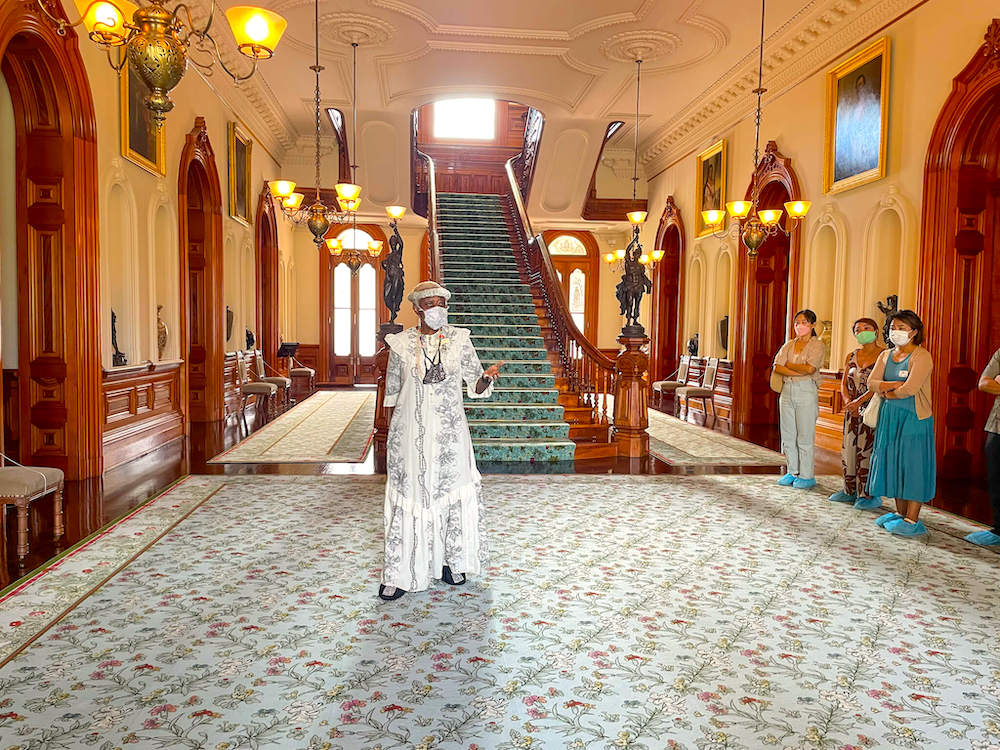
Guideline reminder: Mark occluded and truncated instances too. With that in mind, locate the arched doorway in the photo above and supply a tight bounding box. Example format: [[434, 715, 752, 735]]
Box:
[[540, 230, 600, 342], [730, 141, 803, 444], [320, 224, 388, 385], [649, 196, 685, 383], [178, 118, 225, 424], [255, 186, 279, 367], [917, 18, 1000, 523], [0, 7, 102, 479]]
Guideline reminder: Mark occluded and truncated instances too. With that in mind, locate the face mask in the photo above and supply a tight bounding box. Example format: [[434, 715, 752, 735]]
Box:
[[888, 329, 912, 346], [422, 306, 448, 331], [794, 323, 811, 337], [856, 330, 877, 345]]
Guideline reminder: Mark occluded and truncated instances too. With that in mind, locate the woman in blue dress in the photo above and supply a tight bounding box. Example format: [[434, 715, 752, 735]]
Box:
[[866, 310, 936, 536]]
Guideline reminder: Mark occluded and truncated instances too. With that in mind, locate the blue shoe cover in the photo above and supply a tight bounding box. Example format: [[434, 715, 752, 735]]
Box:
[[853, 496, 883, 510], [777, 473, 796, 486], [885, 518, 928, 536], [829, 491, 856, 503], [792, 478, 817, 489], [964, 530, 1000, 546], [875, 512, 902, 528]]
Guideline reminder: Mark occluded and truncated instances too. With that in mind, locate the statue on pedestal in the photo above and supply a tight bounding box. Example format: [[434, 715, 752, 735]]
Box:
[[687, 332, 699, 357], [877, 294, 898, 346], [246, 328, 255, 351], [614, 228, 651, 337], [111, 309, 128, 367], [226, 305, 235, 343], [382, 221, 405, 327]]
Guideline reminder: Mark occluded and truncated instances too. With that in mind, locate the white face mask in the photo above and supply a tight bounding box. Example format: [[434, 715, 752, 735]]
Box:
[[422, 306, 448, 330], [888, 329, 912, 346]]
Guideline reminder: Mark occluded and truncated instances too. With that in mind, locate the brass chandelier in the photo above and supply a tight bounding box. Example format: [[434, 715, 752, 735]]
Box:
[[268, 0, 366, 251], [701, 0, 811, 256], [37, 0, 287, 129]]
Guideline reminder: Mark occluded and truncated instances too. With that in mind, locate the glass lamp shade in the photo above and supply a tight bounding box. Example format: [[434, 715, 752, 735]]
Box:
[[639, 253, 650, 265], [615, 248, 626, 260], [326, 238, 341, 253], [334, 183, 362, 201], [386, 205, 407, 220], [225, 6, 287, 59], [268, 179, 296, 198], [701, 209, 725, 227], [338, 196, 361, 213], [604, 252, 616, 264], [758, 208, 783, 226], [367, 240, 384, 257], [282, 192, 304, 209], [652, 249, 665, 262], [726, 200, 752, 219], [784, 200, 812, 218], [75, 0, 136, 46], [626, 210, 648, 225]]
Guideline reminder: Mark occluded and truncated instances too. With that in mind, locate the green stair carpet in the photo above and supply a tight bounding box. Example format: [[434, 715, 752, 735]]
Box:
[[437, 192, 575, 466]]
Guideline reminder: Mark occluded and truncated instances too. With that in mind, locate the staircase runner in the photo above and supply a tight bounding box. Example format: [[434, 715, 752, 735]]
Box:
[[437, 192, 576, 467]]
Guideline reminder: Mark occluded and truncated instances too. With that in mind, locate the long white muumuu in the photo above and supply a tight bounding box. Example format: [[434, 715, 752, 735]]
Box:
[[382, 324, 493, 592]]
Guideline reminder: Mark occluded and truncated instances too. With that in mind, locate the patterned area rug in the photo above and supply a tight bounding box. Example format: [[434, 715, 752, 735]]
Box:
[[209, 390, 375, 464], [648, 409, 787, 467], [1, 474, 998, 750]]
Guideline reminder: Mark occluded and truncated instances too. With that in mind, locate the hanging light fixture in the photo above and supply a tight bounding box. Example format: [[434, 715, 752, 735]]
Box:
[[701, 0, 811, 256], [35, 0, 286, 129], [269, 5, 369, 251]]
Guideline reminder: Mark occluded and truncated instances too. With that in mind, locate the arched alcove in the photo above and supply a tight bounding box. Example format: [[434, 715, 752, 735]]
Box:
[[255, 187, 279, 365], [224, 232, 240, 349], [152, 195, 179, 360], [713, 250, 733, 359], [804, 204, 848, 365], [105, 181, 139, 367], [241, 238, 255, 348], [808, 226, 837, 369], [868, 209, 902, 319], [686, 254, 705, 352]]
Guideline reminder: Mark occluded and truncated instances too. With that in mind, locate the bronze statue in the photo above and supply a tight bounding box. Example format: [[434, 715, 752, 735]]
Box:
[[382, 221, 405, 324], [877, 294, 898, 346], [111, 309, 128, 367], [615, 228, 652, 337]]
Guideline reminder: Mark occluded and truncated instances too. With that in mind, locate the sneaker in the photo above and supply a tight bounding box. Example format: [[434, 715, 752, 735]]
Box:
[[777, 473, 796, 486], [792, 478, 817, 490], [875, 512, 902, 528], [853, 496, 883, 510], [964, 530, 1000, 546], [829, 491, 856, 503], [885, 518, 928, 537]]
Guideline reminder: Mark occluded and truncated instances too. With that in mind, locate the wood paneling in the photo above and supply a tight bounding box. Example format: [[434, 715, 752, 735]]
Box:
[[101, 362, 184, 470], [0, 9, 103, 479], [223, 352, 240, 419], [649, 196, 685, 383], [295, 344, 321, 373]]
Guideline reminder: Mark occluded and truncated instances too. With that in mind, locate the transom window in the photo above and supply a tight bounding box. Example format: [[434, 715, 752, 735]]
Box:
[[433, 98, 496, 140], [548, 235, 588, 256]]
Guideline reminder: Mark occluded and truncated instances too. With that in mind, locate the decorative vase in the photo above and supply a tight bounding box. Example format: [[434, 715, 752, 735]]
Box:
[[157, 305, 168, 360]]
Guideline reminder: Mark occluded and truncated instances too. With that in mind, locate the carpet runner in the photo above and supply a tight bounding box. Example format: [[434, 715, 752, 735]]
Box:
[[1, 474, 998, 748], [438, 192, 575, 465], [647, 409, 787, 467]]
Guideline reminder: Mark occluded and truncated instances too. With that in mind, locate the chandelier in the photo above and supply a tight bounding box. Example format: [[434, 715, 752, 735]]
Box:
[[36, 0, 286, 129], [701, 0, 811, 256], [268, 1, 363, 248]]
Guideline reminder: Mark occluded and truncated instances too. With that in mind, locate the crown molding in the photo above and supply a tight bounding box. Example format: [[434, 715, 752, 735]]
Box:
[[639, 0, 925, 175]]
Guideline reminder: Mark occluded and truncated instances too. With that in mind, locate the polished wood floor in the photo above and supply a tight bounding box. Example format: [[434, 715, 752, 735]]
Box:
[[3, 392, 990, 588]]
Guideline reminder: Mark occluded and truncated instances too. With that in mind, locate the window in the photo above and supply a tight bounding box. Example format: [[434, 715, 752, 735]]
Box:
[[433, 98, 496, 140], [338, 227, 374, 250], [569, 269, 586, 332], [548, 235, 588, 256], [333, 263, 352, 357], [331, 228, 378, 376]]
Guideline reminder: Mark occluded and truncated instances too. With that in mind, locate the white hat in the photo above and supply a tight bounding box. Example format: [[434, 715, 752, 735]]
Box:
[[407, 280, 452, 305]]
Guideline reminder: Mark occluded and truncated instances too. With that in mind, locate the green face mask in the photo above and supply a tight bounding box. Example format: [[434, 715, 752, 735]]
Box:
[[856, 330, 877, 345]]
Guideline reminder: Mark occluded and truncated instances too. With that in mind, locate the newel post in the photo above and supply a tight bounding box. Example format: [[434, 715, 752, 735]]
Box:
[[613, 335, 650, 458], [373, 323, 402, 474]]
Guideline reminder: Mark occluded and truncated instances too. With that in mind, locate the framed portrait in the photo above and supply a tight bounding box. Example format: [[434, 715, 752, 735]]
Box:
[[228, 122, 253, 226], [695, 139, 726, 237], [823, 36, 891, 194], [120, 61, 165, 176]]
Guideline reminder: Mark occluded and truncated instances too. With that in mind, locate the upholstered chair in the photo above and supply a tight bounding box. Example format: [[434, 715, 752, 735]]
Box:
[[236, 352, 277, 431]]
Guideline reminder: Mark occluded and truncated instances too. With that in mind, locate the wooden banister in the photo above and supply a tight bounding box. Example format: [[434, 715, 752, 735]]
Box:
[[418, 149, 441, 282], [504, 158, 615, 429]]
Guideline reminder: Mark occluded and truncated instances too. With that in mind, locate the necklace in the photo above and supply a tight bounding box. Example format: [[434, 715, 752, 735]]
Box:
[[419, 331, 445, 384]]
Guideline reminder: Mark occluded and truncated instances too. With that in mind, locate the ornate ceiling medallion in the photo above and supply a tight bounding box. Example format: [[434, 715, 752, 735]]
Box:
[[601, 30, 680, 64], [322, 12, 395, 47]]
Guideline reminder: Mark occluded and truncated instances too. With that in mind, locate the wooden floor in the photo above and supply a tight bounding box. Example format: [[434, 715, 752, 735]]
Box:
[[3, 393, 990, 587]]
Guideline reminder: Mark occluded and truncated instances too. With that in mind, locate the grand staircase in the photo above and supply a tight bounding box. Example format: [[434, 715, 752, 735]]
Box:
[[437, 192, 577, 467]]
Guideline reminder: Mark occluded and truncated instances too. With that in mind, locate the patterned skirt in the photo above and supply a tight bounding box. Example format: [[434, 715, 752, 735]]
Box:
[[842, 413, 875, 496]]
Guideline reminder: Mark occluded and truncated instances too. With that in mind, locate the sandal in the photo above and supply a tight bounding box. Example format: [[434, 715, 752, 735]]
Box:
[[378, 585, 405, 601]]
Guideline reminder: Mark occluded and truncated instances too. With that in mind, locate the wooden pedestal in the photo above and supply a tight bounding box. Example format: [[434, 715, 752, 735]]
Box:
[[613, 335, 650, 459]]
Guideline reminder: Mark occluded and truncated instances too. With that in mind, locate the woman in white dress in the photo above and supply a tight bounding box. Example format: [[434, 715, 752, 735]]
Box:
[[380, 281, 503, 601]]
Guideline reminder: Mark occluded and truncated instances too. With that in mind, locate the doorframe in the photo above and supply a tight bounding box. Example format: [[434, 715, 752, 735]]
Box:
[[649, 195, 685, 383], [177, 117, 225, 425], [917, 18, 1000, 483], [0, 5, 103, 478], [255, 186, 279, 367], [540, 230, 600, 343]]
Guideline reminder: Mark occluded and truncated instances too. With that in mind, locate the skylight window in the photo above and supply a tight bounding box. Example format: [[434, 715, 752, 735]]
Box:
[[433, 98, 496, 140]]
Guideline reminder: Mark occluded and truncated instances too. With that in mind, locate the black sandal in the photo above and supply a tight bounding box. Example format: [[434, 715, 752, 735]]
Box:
[[378, 585, 405, 601], [441, 566, 466, 586]]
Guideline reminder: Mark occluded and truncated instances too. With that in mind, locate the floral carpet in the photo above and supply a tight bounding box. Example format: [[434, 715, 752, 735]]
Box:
[[1, 474, 999, 750], [647, 410, 787, 467], [208, 390, 375, 464]]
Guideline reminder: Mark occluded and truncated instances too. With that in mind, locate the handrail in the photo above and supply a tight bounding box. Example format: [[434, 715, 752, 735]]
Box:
[[416, 148, 441, 282], [504, 158, 615, 428]]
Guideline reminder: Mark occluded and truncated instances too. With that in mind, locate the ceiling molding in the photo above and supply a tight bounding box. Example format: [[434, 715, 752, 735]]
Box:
[[639, 0, 923, 174]]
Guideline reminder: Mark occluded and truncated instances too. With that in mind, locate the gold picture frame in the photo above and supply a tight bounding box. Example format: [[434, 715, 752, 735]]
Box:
[[694, 139, 726, 237], [120, 62, 166, 176], [228, 122, 253, 226], [823, 36, 891, 194]]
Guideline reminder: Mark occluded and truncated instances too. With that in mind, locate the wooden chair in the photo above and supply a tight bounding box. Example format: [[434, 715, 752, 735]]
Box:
[[288, 359, 316, 402], [676, 357, 720, 425], [236, 352, 277, 431], [0, 455, 64, 563], [254, 350, 291, 410], [652, 355, 690, 412]]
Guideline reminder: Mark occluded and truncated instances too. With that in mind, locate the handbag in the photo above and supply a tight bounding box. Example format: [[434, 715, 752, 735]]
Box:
[[769, 369, 784, 394], [862, 392, 881, 428]]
